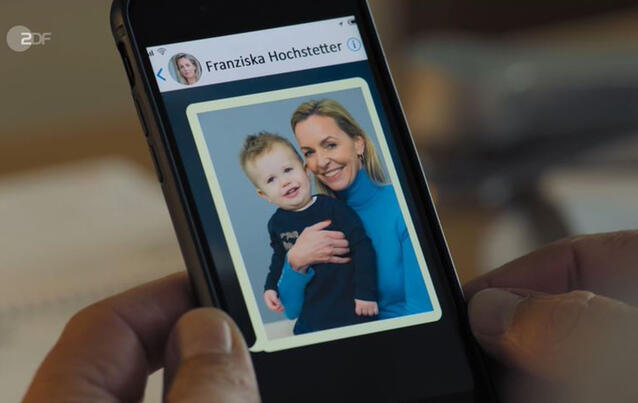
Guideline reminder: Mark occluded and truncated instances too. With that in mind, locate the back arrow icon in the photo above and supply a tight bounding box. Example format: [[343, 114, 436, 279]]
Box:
[[156, 67, 166, 81]]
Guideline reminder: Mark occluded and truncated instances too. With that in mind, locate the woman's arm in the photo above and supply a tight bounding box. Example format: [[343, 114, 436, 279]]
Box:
[[277, 259, 314, 319], [398, 219, 433, 314], [278, 219, 352, 318], [332, 202, 377, 302]]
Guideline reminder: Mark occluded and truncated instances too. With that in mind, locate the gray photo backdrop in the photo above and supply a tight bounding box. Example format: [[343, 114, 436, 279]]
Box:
[[197, 87, 388, 324]]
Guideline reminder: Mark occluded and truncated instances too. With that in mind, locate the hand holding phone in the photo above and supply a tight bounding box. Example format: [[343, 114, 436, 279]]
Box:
[[25, 231, 638, 402], [466, 231, 638, 403], [23, 274, 260, 403]]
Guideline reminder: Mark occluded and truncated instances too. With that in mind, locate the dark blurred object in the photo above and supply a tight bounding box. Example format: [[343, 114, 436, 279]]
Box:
[[404, 1, 638, 35], [410, 39, 638, 149], [395, 2, 638, 210], [408, 38, 638, 208], [389, 3, 638, 273]]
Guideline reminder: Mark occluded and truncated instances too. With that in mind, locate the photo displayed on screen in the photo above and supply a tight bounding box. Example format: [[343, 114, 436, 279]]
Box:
[[186, 79, 441, 352], [147, 16, 445, 352]]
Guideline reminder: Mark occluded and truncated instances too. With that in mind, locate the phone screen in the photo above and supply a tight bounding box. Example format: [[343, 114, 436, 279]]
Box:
[[137, 12, 486, 401]]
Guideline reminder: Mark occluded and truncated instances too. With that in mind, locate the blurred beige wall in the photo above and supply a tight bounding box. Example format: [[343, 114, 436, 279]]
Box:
[[0, 1, 401, 176], [1, 1, 144, 175], [1, 1, 137, 138]]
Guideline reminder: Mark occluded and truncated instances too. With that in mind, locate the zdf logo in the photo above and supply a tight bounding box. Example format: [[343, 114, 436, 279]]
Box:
[[6, 25, 52, 52]]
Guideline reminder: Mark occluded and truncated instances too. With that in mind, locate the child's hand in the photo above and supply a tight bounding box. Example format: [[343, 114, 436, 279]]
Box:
[[355, 299, 378, 316], [264, 290, 284, 312]]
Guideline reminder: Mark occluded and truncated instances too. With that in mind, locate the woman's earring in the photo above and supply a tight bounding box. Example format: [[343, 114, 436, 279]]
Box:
[[358, 154, 365, 164]]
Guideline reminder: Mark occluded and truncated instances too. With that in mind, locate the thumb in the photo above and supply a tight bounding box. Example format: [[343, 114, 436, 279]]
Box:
[[468, 288, 638, 400], [163, 308, 260, 403]]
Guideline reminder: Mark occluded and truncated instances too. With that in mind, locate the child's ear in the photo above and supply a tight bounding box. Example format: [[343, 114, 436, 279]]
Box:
[[256, 188, 271, 203]]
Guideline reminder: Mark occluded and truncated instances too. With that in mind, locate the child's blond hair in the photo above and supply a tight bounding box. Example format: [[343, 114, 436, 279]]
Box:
[[239, 132, 303, 186]]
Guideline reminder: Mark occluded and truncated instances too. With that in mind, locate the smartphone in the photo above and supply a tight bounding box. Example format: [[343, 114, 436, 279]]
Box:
[[111, 1, 496, 401]]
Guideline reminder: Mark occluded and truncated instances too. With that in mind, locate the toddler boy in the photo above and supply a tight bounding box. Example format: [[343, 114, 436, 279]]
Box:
[[240, 132, 378, 334]]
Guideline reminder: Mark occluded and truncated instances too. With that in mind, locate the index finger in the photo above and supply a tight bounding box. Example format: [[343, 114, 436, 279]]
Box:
[[323, 230, 346, 240], [306, 219, 332, 231], [464, 231, 638, 305], [24, 272, 195, 402]]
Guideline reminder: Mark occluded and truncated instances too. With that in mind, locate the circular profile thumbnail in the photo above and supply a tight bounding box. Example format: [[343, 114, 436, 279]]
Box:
[[168, 53, 202, 85]]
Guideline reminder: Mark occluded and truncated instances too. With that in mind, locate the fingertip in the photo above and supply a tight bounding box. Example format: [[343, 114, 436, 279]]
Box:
[[468, 288, 523, 340], [170, 308, 235, 358], [164, 308, 258, 402]]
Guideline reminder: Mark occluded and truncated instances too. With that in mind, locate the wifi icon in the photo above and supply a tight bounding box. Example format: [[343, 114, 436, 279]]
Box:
[[157, 47, 167, 55]]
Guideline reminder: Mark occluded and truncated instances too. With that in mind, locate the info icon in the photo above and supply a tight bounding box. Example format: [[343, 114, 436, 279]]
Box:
[[346, 37, 362, 52]]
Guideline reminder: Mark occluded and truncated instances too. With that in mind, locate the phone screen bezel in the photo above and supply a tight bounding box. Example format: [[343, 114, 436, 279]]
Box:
[[114, 0, 496, 400]]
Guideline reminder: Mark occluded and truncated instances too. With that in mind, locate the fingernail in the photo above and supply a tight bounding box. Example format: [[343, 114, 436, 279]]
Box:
[[178, 310, 233, 358], [468, 288, 525, 337], [549, 291, 593, 343]]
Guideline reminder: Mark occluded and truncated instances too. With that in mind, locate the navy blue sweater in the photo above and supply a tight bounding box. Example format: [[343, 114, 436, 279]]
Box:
[[264, 195, 377, 334], [279, 170, 433, 320]]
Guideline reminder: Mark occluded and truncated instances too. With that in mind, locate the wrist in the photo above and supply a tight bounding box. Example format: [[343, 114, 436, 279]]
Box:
[[287, 250, 303, 271]]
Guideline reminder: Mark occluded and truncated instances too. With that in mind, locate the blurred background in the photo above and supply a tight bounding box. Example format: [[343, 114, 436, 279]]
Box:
[[2, 0, 638, 400]]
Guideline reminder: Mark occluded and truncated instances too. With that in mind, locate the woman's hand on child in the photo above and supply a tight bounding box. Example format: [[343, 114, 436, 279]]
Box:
[[264, 289, 284, 312], [287, 219, 351, 270], [355, 299, 379, 316]]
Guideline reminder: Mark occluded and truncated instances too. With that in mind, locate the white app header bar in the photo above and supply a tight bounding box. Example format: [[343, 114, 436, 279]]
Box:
[[147, 16, 367, 92]]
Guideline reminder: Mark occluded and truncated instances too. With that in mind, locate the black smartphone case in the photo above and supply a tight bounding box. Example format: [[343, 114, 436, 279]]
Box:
[[110, 1, 497, 401], [111, 0, 229, 327]]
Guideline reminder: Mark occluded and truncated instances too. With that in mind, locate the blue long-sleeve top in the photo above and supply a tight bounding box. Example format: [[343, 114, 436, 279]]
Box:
[[278, 169, 432, 319]]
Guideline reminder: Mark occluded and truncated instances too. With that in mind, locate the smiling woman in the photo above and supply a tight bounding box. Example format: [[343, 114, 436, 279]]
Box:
[[183, 80, 440, 349], [169, 53, 202, 85], [291, 99, 386, 195], [278, 98, 433, 320]]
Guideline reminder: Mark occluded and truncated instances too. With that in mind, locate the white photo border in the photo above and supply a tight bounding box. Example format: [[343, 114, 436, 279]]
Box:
[[186, 78, 442, 352]]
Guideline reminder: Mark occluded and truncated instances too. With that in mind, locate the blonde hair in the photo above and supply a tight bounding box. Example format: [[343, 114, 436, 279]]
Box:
[[239, 132, 303, 186], [173, 53, 200, 85], [290, 99, 386, 195]]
